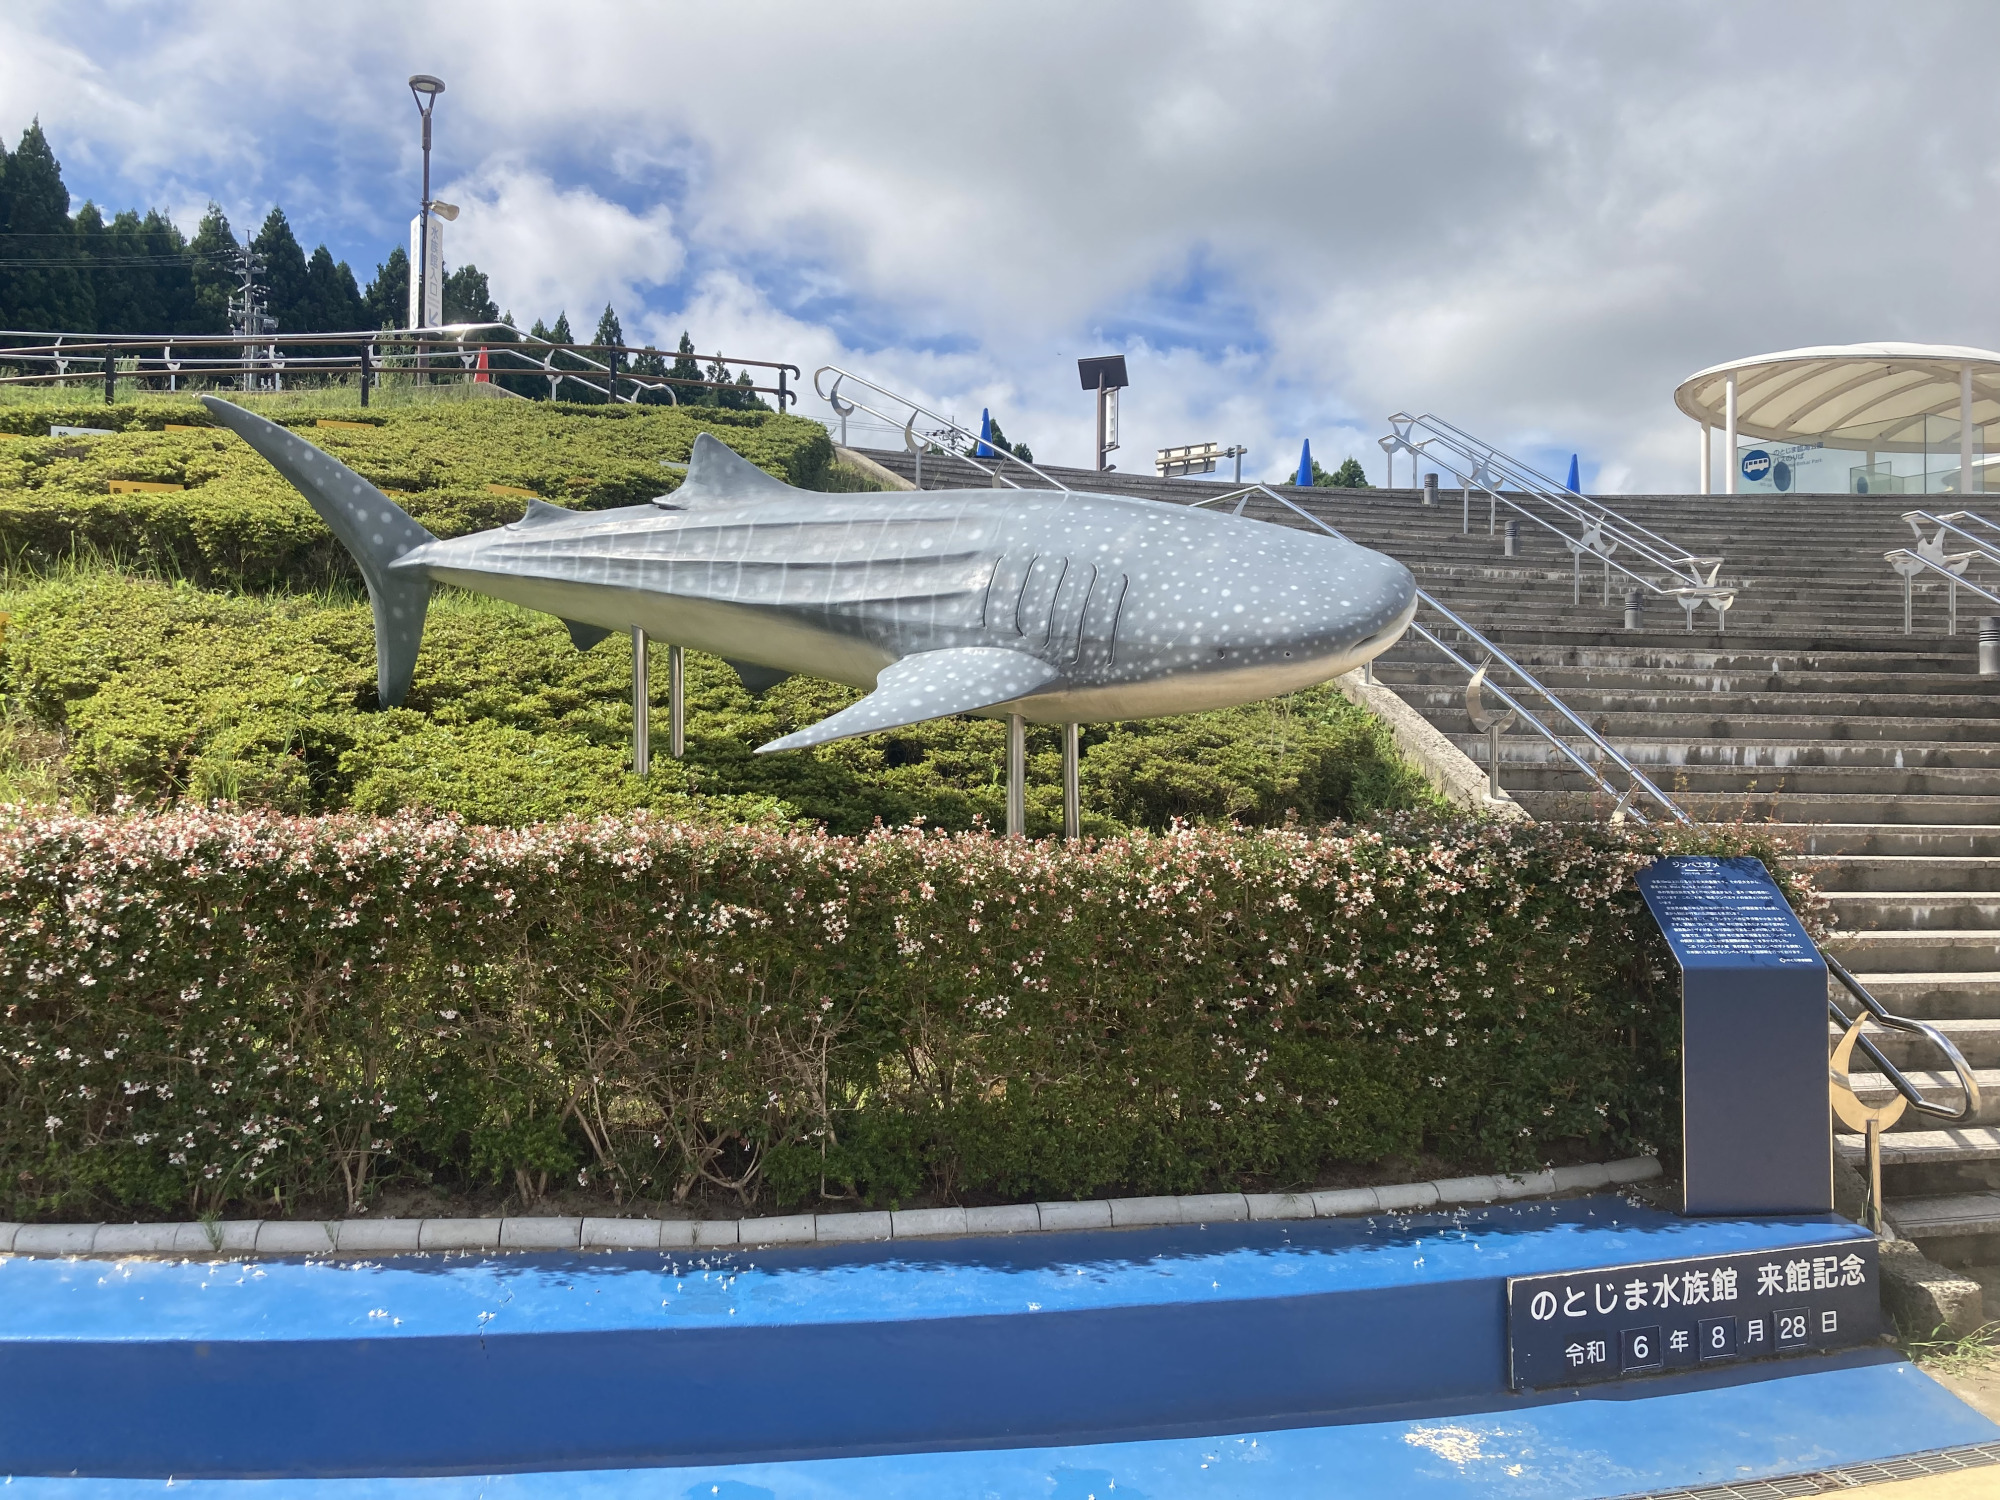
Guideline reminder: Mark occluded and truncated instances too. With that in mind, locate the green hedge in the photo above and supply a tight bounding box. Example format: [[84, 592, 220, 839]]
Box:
[[0, 572, 1435, 834], [0, 806, 1716, 1220], [0, 396, 838, 589]]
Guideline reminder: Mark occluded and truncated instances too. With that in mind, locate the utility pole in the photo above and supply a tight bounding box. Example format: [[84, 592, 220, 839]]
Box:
[[226, 242, 274, 392]]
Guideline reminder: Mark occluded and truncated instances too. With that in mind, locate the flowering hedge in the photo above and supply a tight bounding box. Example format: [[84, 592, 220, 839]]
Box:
[[0, 806, 1769, 1222]]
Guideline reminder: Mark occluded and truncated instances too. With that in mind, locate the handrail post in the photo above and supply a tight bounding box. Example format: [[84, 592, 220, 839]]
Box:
[[359, 343, 371, 408]]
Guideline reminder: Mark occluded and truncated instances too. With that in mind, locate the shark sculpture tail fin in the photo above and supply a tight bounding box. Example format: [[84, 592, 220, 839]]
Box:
[[200, 397, 435, 707]]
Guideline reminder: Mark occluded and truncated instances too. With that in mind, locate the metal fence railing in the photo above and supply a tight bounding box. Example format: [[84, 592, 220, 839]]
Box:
[[0, 326, 800, 410]]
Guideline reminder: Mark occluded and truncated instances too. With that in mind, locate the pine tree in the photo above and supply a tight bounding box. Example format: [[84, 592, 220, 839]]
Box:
[[186, 204, 239, 334], [361, 246, 408, 330], [1320, 457, 1370, 488], [442, 264, 497, 325], [670, 331, 704, 405], [0, 120, 90, 330], [251, 207, 309, 333]]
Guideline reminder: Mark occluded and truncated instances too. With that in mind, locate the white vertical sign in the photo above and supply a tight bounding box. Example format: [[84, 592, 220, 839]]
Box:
[[1104, 386, 1120, 454], [407, 213, 445, 329]]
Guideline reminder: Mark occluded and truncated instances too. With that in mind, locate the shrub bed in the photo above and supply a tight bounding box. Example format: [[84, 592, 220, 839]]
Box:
[[0, 805, 1766, 1222], [0, 396, 838, 589], [0, 572, 1434, 833]]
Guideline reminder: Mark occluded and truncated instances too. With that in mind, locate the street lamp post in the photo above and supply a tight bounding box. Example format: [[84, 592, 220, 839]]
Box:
[[408, 74, 445, 367]]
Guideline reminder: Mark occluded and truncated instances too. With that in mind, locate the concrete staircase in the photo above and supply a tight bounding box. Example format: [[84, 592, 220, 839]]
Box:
[[861, 446, 2000, 1302]]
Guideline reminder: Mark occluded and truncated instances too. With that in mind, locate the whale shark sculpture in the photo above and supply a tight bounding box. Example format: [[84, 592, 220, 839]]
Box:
[[201, 397, 1415, 752]]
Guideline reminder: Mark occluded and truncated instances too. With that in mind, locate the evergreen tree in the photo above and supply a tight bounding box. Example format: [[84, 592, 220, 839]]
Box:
[[543, 311, 600, 402], [0, 120, 90, 330], [986, 418, 1034, 464], [361, 246, 408, 330], [592, 303, 625, 400], [442, 264, 497, 325], [186, 204, 239, 334], [669, 331, 703, 404], [309, 246, 366, 331], [1319, 457, 1370, 488], [251, 207, 309, 333]]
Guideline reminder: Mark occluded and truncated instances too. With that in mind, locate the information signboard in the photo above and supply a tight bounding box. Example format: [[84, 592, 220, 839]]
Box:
[[1507, 1237, 1880, 1390], [1637, 856, 1832, 1216]]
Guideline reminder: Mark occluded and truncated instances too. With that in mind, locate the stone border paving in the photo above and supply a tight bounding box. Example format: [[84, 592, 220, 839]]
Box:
[[0, 1157, 1660, 1259]]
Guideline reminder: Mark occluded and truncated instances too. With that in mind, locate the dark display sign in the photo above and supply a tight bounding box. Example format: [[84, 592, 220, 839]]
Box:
[[1507, 1238, 1880, 1390], [1636, 857, 1832, 1216]]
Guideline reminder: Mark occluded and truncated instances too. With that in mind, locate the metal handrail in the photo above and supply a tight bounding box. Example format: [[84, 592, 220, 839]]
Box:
[[1381, 412, 1739, 627], [1882, 546, 2000, 634], [1824, 949, 1982, 1123], [811, 366, 1071, 493], [1902, 509, 2000, 571], [0, 326, 801, 409], [1190, 480, 1693, 825]]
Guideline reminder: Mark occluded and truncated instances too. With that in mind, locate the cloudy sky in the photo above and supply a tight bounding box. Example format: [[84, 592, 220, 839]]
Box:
[[4, 1, 1995, 490]]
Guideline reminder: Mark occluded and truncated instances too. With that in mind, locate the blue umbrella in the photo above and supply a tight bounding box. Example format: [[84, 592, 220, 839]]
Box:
[[1296, 439, 1313, 487], [1565, 454, 1580, 493], [977, 409, 995, 459]]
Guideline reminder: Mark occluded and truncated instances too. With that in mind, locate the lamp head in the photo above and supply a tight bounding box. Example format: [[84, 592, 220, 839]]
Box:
[[430, 201, 460, 222], [408, 74, 445, 111]]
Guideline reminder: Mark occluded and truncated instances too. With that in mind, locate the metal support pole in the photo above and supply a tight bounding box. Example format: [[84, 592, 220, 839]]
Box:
[[1904, 574, 1914, 635], [778, 368, 789, 412], [1488, 491, 1497, 536], [103, 357, 115, 405], [1462, 484, 1470, 534], [669, 644, 685, 758], [631, 627, 650, 775], [1094, 375, 1107, 471], [1949, 579, 1959, 637], [1062, 723, 1080, 841], [1006, 715, 1026, 836], [1962, 364, 1976, 494], [1486, 723, 1504, 800], [1602, 555, 1612, 607], [1723, 374, 1738, 495], [1865, 1118, 1883, 1236], [1572, 548, 1581, 605], [1699, 423, 1710, 495], [359, 343, 371, 407]]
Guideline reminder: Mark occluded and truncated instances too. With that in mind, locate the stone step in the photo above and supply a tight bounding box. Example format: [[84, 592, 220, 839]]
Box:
[[1847, 1067, 2000, 1125], [1384, 664, 2000, 697], [1787, 826, 2000, 857], [1822, 929, 2000, 973], [1852, 1019, 2000, 1070], [1387, 682, 2000, 719], [1842, 1127, 2000, 1197], [1473, 759, 1999, 798], [1403, 647, 1978, 675], [1803, 856, 2000, 893], [1451, 737, 2000, 770], [1885, 1192, 2000, 1241], [1515, 790, 2000, 825], [1471, 712, 2000, 745], [1838, 970, 2000, 1021], [1824, 893, 2000, 931]]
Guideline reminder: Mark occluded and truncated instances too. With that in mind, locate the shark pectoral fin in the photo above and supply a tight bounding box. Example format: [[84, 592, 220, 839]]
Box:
[[563, 619, 613, 651], [726, 658, 793, 695], [755, 648, 1061, 753]]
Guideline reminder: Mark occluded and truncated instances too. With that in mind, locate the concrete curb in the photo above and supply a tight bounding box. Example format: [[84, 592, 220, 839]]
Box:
[[1334, 667, 1530, 820], [0, 1157, 1661, 1260]]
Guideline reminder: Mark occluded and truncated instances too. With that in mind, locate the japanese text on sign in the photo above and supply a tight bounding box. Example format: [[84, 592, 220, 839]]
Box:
[[1506, 1239, 1879, 1390]]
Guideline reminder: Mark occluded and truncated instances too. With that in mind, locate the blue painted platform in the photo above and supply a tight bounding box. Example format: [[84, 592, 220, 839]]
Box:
[[1, 1196, 1992, 1494]]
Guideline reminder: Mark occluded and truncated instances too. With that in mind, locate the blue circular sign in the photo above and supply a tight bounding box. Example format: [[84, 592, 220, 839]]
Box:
[[1740, 449, 1772, 484]]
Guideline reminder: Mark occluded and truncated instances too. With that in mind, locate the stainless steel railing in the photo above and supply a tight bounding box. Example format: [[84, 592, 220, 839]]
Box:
[[1381, 411, 1741, 631], [1190, 480, 1692, 826], [811, 365, 1072, 493]]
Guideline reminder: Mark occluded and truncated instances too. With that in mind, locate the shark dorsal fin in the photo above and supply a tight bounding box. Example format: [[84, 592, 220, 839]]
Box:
[[674, 431, 801, 506], [518, 498, 577, 526]]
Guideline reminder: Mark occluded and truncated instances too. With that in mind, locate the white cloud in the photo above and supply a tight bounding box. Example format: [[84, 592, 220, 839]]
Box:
[[7, 1, 2000, 489], [437, 163, 681, 331]]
